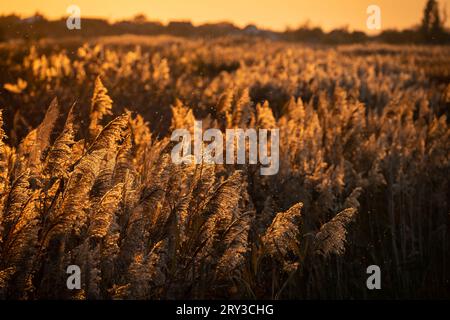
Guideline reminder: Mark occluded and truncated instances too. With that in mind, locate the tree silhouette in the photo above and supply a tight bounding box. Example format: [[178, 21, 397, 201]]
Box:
[[132, 13, 148, 24], [421, 0, 445, 42]]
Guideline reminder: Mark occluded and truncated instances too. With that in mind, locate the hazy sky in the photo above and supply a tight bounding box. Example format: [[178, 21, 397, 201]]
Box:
[[1, 0, 449, 31]]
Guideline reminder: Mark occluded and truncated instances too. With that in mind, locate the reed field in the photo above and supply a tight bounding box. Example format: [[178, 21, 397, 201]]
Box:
[[0, 36, 449, 299]]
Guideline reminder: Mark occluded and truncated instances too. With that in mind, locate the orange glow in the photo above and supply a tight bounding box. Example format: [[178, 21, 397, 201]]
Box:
[[0, 0, 448, 31]]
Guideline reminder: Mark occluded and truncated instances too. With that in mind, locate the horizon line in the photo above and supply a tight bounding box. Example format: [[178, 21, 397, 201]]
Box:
[[1, 11, 428, 34]]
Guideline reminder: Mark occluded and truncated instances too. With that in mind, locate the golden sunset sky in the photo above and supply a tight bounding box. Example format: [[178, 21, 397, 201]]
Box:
[[1, 0, 449, 31]]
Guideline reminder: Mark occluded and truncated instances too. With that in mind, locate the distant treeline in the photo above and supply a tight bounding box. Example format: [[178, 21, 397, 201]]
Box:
[[0, 13, 449, 44]]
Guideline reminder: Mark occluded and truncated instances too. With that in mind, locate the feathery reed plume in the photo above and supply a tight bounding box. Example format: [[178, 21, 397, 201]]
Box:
[[3, 78, 27, 94], [170, 99, 195, 131], [45, 149, 107, 239], [18, 98, 60, 174], [217, 89, 234, 115], [128, 239, 169, 298], [112, 134, 134, 185], [0, 169, 39, 291], [2, 171, 31, 234], [343, 187, 363, 210], [89, 76, 113, 139], [216, 89, 234, 128], [0, 267, 15, 296], [145, 239, 169, 288], [256, 101, 276, 129], [215, 210, 253, 280], [88, 182, 124, 239], [44, 105, 76, 178], [261, 202, 303, 272], [232, 88, 252, 127], [200, 171, 243, 254], [314, 208, 357, 258], [128, 113, 151, 164], [89, 114, 130, 152]]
